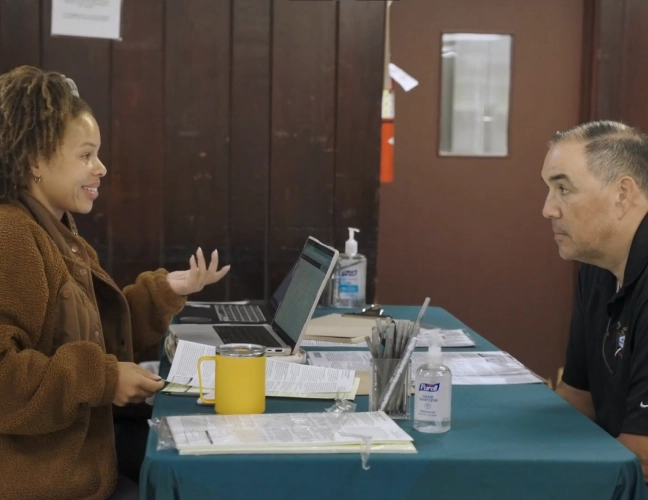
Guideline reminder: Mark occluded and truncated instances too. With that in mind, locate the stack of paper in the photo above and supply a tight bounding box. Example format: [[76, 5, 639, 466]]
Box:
[[301, 327, 475, 348], [165, 411, 416, 455], [417, 328, 475, 347], [164, 340, 361, 400], [303, 314, 374, 343], [307, 351, 543, 385]]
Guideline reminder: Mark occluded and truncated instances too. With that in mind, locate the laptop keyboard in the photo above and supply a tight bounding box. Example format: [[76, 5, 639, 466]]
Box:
[[215, 326, 283, 348], [215, 304, 265, 323]]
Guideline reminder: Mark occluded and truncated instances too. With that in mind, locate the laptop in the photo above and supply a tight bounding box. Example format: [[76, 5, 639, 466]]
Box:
[[176, 266, 294, 325], [169, 237, 339, 356]]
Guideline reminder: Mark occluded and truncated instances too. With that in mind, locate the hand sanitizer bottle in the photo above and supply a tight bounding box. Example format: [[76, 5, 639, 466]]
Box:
[[414, 334, 451, 433], [332, 228, 367, 308]]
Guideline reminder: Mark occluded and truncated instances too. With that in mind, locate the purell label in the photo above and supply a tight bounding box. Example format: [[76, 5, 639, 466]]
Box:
[[338, 264, 363, 299], [414, 378, 450, 421], [418, 382, 440, 392]]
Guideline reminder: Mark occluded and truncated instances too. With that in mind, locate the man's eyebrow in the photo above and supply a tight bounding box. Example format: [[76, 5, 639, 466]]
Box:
[[548, 173, 571, 183]]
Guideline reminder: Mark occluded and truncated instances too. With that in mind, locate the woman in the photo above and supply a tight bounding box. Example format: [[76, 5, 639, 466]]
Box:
[[0, 66, 230, 499]]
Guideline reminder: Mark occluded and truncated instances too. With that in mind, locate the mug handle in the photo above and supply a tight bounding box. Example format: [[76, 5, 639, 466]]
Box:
[[197, 355, 217, 404]]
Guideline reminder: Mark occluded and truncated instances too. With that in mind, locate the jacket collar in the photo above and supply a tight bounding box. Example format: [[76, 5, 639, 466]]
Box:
[[16, 191, 82, 261]]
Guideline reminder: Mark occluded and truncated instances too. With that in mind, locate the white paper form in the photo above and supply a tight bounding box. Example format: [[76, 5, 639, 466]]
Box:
[[301, 328, 475, 348], [51, 0, 123, 40], [167, 340, 216, 388], [167, 340, 356, 395], [436, 352, 543, 385], [307, 351, 543, 385], [301, 339, 370, 348], [195, 377, 362, 403], [307, 351, 374, 371], [265, 360, 355, 394], [417, 328, 476, 348], [166, 411, 414, 454]]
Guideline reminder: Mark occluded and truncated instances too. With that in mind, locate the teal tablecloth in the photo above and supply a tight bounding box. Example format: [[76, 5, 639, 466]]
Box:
[[141, 306, 646, 500]]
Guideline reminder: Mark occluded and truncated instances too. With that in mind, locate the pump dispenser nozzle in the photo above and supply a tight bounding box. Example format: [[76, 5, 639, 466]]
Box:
[[427, 333, 443, 367], [345, 227, 360, 256]]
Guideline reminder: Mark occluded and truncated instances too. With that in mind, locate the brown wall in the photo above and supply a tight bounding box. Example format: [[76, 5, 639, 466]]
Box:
[[377, 0, 587, 382], [0, 0, 385, 302], [593, 0, 648, 130]]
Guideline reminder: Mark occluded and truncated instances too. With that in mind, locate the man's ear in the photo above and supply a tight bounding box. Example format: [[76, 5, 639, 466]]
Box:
[[617, 176, 640, 211]]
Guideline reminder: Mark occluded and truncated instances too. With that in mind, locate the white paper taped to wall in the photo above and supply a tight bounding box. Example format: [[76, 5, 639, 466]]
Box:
[[51, 0, 123, 40]]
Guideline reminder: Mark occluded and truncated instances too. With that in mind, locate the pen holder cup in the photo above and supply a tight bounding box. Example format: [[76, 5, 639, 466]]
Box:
[[369, 358, 411, 420]]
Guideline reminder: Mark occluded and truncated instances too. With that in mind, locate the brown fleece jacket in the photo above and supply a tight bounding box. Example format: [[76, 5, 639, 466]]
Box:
[[0, 193, 186, 500]]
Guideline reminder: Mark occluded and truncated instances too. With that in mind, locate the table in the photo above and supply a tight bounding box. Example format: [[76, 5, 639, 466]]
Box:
[[141, 306, 646, 500]]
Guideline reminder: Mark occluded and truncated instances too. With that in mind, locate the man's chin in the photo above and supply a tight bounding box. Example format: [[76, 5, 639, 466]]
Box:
[[557, 245, 576, 261]]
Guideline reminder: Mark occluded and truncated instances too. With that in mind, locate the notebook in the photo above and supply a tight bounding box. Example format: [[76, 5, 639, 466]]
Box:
[[169, 237, 339, 356]]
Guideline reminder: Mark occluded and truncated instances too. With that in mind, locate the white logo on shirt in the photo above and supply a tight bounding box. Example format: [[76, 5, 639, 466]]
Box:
[[640, 402, 648, 408]]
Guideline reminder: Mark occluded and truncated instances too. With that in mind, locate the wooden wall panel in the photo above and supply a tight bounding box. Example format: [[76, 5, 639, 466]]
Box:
[[41, 0, 112, 266], [230, 0, 272, 300], [110, 0, 164, 286], [591, 0, 648, 133], [592, 0, 626, 121], [0, 0, 40, 73], [335, 1, 385, 304], [164, 0, 231, 301], [270, 0, 337, 291], [0, 0, 384, 306], [619, 0, 648, 131]]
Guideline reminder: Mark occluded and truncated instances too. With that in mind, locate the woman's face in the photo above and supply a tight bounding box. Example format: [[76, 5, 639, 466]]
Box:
[[29, 112, 106, 219]]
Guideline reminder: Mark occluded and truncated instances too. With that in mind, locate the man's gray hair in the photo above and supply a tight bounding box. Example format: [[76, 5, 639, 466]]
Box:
[[550, 120, 648, 194]]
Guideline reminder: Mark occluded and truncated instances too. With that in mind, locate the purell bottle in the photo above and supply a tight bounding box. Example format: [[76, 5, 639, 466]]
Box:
[[332, 228, 367, 308], [413, 333, 451, 433]]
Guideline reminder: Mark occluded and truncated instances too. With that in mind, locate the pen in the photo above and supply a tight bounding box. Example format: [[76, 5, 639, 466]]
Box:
[[378, 336, 418, 412], [412, 297, 430, 337], [385, 324, 395, 359]]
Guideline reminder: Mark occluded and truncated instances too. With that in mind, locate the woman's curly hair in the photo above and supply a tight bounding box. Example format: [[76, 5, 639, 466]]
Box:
[[0, 65, 92, 202]]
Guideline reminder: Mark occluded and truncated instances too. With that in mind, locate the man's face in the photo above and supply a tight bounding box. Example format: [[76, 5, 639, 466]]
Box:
[[541, 140, 618, 263]]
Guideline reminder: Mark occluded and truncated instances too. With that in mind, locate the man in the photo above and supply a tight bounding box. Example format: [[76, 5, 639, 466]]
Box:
[[542, 120, 648, 480]]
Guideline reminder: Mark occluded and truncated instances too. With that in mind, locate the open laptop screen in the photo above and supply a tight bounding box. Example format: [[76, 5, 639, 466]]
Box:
[[271, 238, 336, 345], [268, 264, 295, 313]]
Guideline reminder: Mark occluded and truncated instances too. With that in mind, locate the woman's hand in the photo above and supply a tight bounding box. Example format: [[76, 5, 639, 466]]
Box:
[[166, 248, 230, 296]]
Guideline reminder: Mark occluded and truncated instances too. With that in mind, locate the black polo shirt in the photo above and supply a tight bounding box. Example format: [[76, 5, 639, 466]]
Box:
[[563, 213, 648, 437]]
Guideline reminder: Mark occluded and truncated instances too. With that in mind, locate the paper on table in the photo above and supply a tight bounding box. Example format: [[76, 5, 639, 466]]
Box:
[[388, 63, 419, 92], [301, 328, 475, 348], [303, 314, 373, 342], [301, 339, 370, 348], [417, 328, 475, 348], [265, 360, 355, 394], [167, 340, 356, 394], [166, 340, 216, 388], [307, 351, 543, 385], [195, 377, 362, 402], [166, 411, 415, 455]]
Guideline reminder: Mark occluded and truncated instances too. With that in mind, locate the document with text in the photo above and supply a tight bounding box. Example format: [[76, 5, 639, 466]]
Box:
[[307, 351, 543, 385], [301, 327, 475, 348], [166, 411, 416, 455], [167, 340, 357, 396]]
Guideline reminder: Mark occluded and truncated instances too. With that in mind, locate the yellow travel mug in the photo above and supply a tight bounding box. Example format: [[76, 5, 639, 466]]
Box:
[[197, 343, 266, 415]]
